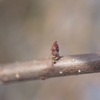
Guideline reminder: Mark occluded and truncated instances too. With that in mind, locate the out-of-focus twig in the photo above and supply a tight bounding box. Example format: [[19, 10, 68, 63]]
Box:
[[0, 53, 100, 85]]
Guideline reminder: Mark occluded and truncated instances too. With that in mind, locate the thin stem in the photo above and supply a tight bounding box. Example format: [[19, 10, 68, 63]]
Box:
[[0, 53, 100, 85]]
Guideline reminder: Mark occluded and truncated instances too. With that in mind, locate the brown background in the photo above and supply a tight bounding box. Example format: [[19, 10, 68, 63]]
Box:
[[0, 0, 100, 100]]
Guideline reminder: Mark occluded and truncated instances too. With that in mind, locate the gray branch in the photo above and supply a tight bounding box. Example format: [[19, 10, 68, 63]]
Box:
[[0, 53, 100, 85]]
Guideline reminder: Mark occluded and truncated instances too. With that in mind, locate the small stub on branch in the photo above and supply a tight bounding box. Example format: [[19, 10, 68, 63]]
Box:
[[15, 73, 20, 79], [59, 71, 63, 74], [40, 76, 46, 80], [78, 70, 81, 73]]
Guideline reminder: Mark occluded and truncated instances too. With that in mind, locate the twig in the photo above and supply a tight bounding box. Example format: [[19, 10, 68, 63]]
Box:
[[0, 53, 100, 85]]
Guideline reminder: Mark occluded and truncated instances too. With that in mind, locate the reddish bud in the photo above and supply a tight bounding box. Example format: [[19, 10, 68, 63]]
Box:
[[51, 41, 59, 57]]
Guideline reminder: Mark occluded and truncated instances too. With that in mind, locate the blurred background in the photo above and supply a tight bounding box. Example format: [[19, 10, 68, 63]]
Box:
[[0, 0, 100, 100]]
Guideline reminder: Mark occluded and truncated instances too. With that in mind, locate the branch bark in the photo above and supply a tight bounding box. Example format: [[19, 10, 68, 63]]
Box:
[[0, 53, 100, 85]]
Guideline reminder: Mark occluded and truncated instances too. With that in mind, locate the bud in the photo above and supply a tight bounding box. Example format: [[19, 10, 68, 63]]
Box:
[[51, 41, 59, 59]]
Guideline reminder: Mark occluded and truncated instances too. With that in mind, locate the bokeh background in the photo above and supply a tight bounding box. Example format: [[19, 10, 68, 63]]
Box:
[[0, 0, 100, 100]]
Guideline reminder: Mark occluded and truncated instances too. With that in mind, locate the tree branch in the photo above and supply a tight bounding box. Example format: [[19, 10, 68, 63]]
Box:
[[0, 53, 100, 85]]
